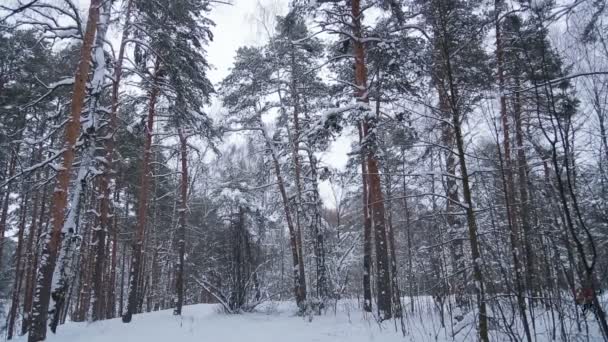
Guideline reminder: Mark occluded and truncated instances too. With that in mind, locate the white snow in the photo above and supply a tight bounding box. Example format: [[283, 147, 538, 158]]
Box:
[[13, 297, 607, 342], [14, 302, 413, 342]]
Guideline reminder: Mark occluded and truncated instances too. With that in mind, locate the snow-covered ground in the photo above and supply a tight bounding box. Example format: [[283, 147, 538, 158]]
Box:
[[13, 302, 411, 342], [12, 299, 606, 342]]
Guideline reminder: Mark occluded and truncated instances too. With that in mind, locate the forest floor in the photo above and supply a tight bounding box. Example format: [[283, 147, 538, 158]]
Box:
[[11, 298, 607, 341]]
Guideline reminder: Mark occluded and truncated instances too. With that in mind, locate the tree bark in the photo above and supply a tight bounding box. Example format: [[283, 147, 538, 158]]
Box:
[[174, 129, 188, 315], [20, 158, 41, 336], [106, 181, 121, 319], [513, 76, 535, 293], [495, 5, 533, 341], [306, 150, 328, 305], [351, 0, 392, 320], [401, 157, 415, 313], [261, 124, 307, 308], [28, 1, 101, 340], [122, 63, 161, 323], [0, 147, 19, 270], [93, 0, 132, 322], [358, 123, 373, 313], [7, 191, 29, 339], [288, 48, 307, 310], [433, 14, 489, 340]]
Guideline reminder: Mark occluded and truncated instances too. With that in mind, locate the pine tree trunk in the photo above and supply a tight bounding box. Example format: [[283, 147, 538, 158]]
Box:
[[452, 111, 489, 342], [495, 7, 532, 341], [21, 153, 42, 336], [430, 5, 489, 338], [7, 191, 29, 339], [384, 170, 403, 319], [351, 0, 392, 320], [400, 159, 415, 313], [443, 57, 490, 342], [438, 92, 466, 309], [0, 147, 19, 270], [122, 63, 161, 323], [261, 125, 307, 308], [93, 0, 131, 322], [306, 150, 328, 305], [106, 183, 121, 319], [513, 77, 535, 293], [288, 48, 308, 311], [358, 123, 373, 313], [174, 129, 187, 315], [28, 2, 101, 340]]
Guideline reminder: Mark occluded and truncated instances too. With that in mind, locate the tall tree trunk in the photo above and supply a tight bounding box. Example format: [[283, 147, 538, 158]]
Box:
[[513, 76, 535, 293], [122, 63, 161, 323], [351, 0, 392, 320], [49, 2, 111, 330], [287, 48, 308, 310], [21, 151, 42, 336], [358, 123, 373, 313], [260, 124, 307, 308], [106, 182, 121, 319], [495, 6, 533, 341], [437, 91, 466, 309], [7, 191, 29, 339], [400, 157, 415, 313], [0, 147, 19, 270], [174, 129, 188, 315], [93, 0, 132, 322], [28, 1, 101, 340], [384, 170, 403, 319], [306, 150, 328, 305], [451, 104, 489, 342], [435, 17, 489, 340]]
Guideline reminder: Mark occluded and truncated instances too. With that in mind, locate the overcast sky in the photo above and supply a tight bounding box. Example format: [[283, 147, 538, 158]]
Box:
[[207, 0, 287, 84]]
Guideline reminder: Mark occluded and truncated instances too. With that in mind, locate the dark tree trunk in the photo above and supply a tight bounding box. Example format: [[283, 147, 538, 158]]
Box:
[[7, 192, 28, 339], [0, 147, 19, 270], [288, 47, 308, 311], [122, 64, 161, 323], [263, 126, 307, 308], [307, 151, 328, 305], [93, 0, 132, 322], [358, 123, 373, 313], [21, 148, 45, 336], [513, 76, 535, 293], [106, 183, 121, 319], [495, 5, 533, 340], [174, 129, 188, 315]]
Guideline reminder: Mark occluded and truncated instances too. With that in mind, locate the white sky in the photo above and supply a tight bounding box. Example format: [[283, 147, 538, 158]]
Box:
[[207, 0, 287, 84]]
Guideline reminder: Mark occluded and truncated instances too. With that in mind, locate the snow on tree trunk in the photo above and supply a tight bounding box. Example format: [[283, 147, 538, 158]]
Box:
[[87, 0, 113, 321], [358, 123, 373, 314], [122, 63, 161, 323], [28, 1, 101, 340], [0, 147, 20, 270], [174, 129, 187, 315], [351, 0, 392, 321], [7, 188, 29, 339], [261, 123, 307, 309]]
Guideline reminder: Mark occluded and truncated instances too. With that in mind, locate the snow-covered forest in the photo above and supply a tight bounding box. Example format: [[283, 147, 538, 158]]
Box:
[[0, 0, 607, 341]]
